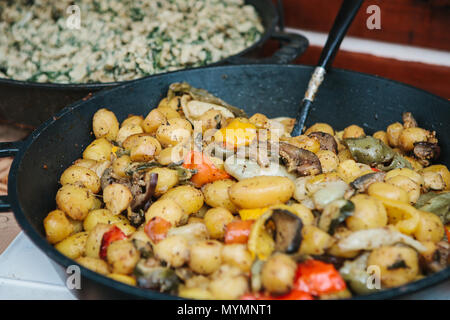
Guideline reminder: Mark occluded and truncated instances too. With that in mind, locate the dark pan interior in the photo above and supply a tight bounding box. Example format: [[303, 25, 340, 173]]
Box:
[[10, 65, 450, 299]]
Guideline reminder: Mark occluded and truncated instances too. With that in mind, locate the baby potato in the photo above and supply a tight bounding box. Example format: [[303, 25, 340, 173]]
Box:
[[299, 225, 334, 255], [121, 115, 144, 128], [107, 274, 137, 286], [337, 159, 362, 183], [56, 184, 96, 220], [421, 165, 450, 191], [285, 135, 320, 154], [142, 108, 167, 134], [107, 240, 140, 274], [103, 183, 132, 216], [83, 138, 113, 161], [83, 209, 135, 234], [209, 276, 249, 300], [229, 176, 295, 209], [44, 210, 74, 244], [146, 167, 178, 196], [156, 118, 193, 147], [305, 123, 334, 136], [157, 106, 181, 119], [289, 203, 315, 225], [346, 194, 388, 231], [414, 211, 444, 243], [316, 150, 339, 173], [367, 182, 409, 203], [337, 148, 354, 162], [422, 170, 446, 191], [221, 244, 253, 272], [189, 240, 223, 275], [159, 185, 204, 215], [73, 158, 97, 170], [156, 145, 189, 166], [399, 127, 428, 152], [116, 124, 144, 145], [76, 256, 110, 275], [373, 131, 389, 145], [202, 179, 238, 213], [385, 168, 424, 187], [112, 155, 132, 178], [92, 108, 119, 141], [204, 208, 234, 239], [261, 253, 297, 295], [198, 109, 225, 132], [55, 231, 88, 259], [154, 235, 189, 268], [85, 223, 111, 258], [386, 176, 420, 204], [386, 122, 404, 147], [129, 136, 162, 162], [145, 198, 185, 226], [60, 165, 101, 193], [343, 125, 365, 139], [367, 245, 419, 288]]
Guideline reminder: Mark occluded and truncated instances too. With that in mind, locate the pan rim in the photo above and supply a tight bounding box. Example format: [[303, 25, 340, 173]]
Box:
[[8, 63, 450, 300]]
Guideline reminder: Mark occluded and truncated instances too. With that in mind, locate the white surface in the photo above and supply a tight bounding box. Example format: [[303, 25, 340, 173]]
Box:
[[286, 27, 450, 67], [0, 232, 75, 300]]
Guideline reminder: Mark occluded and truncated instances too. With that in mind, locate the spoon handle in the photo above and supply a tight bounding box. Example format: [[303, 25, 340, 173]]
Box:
[[292, 0, 364, 136]]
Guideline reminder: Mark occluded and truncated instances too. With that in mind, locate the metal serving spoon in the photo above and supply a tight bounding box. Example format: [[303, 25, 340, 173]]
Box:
[[291, 0, 364, 136]]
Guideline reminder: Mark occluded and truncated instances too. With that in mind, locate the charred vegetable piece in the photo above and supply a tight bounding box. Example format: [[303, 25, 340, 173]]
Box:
[[350, 172, 386, 193], [308, 132, 338, 154], [127, 208, 146, 228], [294, 260, 347, 295], [131, 172, 158, 212], [132, 238, 153, 259], [415, 192, 450, 224], [134, 259, 180, 294], [100, 225, 127, 259], [279, 142, 322, 176], [339, 253, 380, 295], [344, 136, 412, 171], [319, 200, 355, 235], [413, 142, 441, 165], [266, 209, 303, 253], [182, 151, 231, 187], [168, 82, 246, 118]]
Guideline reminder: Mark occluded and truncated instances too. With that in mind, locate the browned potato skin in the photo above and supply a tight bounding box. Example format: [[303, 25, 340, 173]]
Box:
[[386, 122, 404, 147], [55, 231, 89, 259], [82, 138, 113, 161], [92, 108, 119, 141], [56, 184, 96, 220], [142, 109, 167, 134], [261, 254, 297, 295], [305, 123, 334, 136], [106, 240, 140, 274], [44, 210, 74, 244], [229, 176, 295, 209], [343, 125, 365, 139], [103, 183, 133, 216], [60, 165, 101, 193]]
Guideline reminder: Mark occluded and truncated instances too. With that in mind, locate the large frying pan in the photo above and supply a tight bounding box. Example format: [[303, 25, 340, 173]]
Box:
[[1, 64, 449, 299], [0, 0, 308, 128]]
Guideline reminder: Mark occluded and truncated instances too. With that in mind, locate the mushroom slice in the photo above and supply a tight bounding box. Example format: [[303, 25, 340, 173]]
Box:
[[266, 209, 303, 253], [308, 132, 338, 154], [413, 142, 441, 166], [279, 142, 322, 176], [402, 112, 418, 128], [337, 227, 427, 253], [131, 172, 158, 211], [350, 171, 386, 193], [224, 156, 296, 181]]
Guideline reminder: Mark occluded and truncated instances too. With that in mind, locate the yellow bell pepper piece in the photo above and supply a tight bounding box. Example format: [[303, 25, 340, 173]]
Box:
[[214, 119, 257, 148], [247, 211, 275, 260], [374, 196, 420, 235], [239, 207, 269, 221]]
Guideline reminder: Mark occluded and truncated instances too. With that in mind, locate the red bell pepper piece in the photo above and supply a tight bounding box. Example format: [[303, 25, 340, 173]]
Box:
[[294, 260, 346, 295], [100, 225, 127, 259], [371, 167, 381, 172], [445, 225, 450, 243], [241, 290, 314, 300], [224, 220, 254, 244], [182, 151, 231, 187], [144, 216, 172, 244]]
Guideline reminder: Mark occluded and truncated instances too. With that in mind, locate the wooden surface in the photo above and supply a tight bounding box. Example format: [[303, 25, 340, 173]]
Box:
[[280, 0, 450, 51]]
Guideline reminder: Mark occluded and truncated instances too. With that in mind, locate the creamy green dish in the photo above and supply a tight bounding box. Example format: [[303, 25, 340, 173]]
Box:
[[0, 0, 263, 83]]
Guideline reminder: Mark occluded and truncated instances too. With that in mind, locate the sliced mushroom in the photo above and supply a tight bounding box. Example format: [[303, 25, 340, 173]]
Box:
[[413, 142, 441, 166], [279, 142, 322, 176], [350, 171, 386, 193], [308, 132, 338, 154], [402, 112, 418, 128], [266, 209, 303, 253], [130, 172, 158, 212]]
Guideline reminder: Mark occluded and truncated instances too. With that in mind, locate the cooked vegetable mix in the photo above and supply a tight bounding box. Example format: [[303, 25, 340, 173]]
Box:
[[45, 83, 450, 299], [0, 0, 263, 83]]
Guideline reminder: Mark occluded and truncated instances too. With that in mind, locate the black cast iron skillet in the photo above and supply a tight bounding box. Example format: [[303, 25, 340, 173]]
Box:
[[0, 0, 308, 127], [1, 64, 449, 299]]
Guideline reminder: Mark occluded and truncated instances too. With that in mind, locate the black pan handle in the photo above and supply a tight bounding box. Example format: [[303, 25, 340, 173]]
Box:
[[227, 31, 309, 65], [292, 0, 363, 136], [0, 141, 23, 212]]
